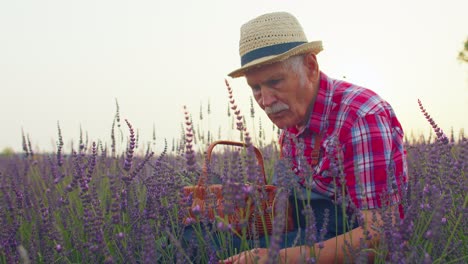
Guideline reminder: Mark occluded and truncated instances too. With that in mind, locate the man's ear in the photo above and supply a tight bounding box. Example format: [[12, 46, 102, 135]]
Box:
[[304, 52, 319, 82]]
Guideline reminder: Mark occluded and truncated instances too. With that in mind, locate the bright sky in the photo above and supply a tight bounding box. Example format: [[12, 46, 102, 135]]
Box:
[[1, 0, 467, 154]]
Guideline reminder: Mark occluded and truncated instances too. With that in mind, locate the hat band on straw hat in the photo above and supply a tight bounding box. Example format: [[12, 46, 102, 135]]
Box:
[[241, 41, 307, 66]]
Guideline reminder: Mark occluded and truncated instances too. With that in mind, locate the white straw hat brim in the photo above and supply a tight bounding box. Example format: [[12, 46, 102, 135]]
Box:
[[228, 40, 323, 78]]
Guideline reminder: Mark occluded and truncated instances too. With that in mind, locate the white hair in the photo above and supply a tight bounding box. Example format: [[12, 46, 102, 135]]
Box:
[[281, 55, 307, 85]]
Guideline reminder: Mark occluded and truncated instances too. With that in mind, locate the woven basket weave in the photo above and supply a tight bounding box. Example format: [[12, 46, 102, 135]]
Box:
[[181, 140, 294, 237]]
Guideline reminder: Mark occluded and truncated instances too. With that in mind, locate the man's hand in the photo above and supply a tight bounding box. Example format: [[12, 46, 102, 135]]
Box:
[[221, 248, 268, 264]]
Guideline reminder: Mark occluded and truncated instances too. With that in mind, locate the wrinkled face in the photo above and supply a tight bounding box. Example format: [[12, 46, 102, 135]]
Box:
[[245, 55, 318, 129]]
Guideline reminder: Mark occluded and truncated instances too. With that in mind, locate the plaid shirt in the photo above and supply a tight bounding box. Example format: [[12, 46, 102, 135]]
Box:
[[279, 72, 408, 210]]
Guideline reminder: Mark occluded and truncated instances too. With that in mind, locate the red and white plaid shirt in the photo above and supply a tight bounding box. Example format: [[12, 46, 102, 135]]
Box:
[[280, 72, 408, 210]]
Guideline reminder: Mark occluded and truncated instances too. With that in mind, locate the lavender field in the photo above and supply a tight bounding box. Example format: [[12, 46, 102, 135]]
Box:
[[1, 97, 467, 264]]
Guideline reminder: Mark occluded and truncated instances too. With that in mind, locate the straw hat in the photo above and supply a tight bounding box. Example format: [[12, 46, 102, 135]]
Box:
[[228, 12, 323, 78]]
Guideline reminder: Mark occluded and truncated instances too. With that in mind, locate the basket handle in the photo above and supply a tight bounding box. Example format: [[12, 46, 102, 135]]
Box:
[[199, 140, 267, 186]]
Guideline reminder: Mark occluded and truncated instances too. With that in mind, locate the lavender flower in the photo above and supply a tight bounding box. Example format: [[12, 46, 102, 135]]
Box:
[[110, 118, 117, 157], [183, 105, 197, 173], [418, 99, 449, 144], [249, 96, 255, 119], [123, 119, 136, 172], [141, 222, 157, 264], [26, 134, 34, 158], [225, 79, 245, 132], [266, 189, 289, 264], [21, 128, 29, 158], [302, 204, 317, 247]]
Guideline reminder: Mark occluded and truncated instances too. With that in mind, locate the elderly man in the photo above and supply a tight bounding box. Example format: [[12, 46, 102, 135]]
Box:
[[223, 12, 407, 263]]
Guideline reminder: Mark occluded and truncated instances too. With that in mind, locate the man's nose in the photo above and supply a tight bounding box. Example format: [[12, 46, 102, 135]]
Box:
[[260, 87, 276, 107]]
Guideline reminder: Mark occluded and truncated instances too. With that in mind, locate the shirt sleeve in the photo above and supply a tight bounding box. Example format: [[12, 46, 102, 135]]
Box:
[[343, 113, 405, 210]]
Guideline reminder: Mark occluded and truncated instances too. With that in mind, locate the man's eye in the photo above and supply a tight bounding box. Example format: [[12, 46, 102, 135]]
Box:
[[268, 79, 281, 86], [251, 85, 261, 92]]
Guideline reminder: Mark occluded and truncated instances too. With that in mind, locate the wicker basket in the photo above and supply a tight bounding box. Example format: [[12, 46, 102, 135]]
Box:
[[181, 140, 294, 237]]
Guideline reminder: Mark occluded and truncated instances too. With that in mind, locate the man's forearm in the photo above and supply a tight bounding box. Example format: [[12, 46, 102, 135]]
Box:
[[279, 210, 382, 263]]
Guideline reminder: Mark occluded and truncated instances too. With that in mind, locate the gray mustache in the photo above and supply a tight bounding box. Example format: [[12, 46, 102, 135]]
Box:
[[265, 103, 289, 115]]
